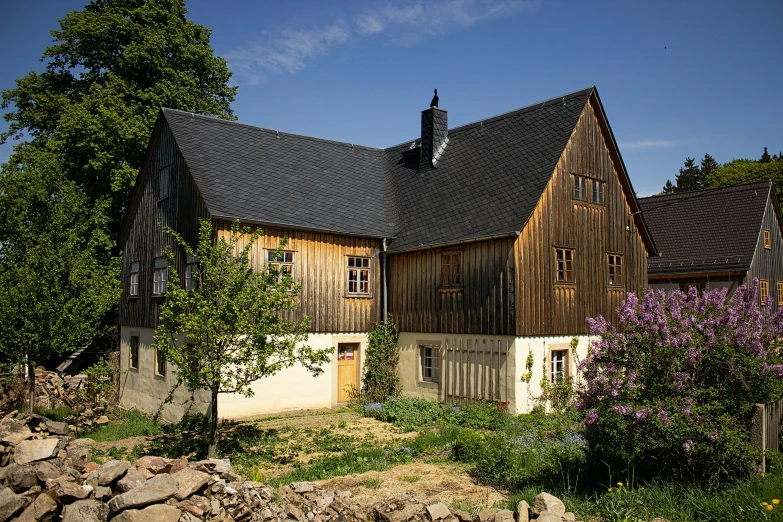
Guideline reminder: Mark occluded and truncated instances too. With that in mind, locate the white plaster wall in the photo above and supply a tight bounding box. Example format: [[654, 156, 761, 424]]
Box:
[[119, 327, 368, 422], [512, 335, 590, 414]]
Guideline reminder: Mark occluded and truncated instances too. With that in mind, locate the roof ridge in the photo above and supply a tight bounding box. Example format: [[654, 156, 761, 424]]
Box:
[[638, 180, 772, 202], [161, 108, 384, 152]]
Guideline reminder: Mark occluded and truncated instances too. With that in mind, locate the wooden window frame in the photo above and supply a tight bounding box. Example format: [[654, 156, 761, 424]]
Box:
[[549, 346, 570, 384], [555, 247, 575, 284], [778, 281, 783, 307], [158, 166, 172, 200], [152, 257, 168, 296], [267, 250, 295, 291], [129, 335, 140, 371], [607, 253, 624, 287], [419, 344, 440, 383], [155, 348, 166, 377], [572, 174, 605, 205], [573, 174, 588, 202], [184, 254, 197, 292], [441, 251, 462, 288], [761, 279, 770, 306], [129, 261, 140, 297], [346, 256, 371, 297], [764, 229, 771, 249]]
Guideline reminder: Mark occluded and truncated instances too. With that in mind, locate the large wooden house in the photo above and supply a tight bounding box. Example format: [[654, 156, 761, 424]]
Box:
[[638, 181, 783, 310], [118, 87, 655, 420]]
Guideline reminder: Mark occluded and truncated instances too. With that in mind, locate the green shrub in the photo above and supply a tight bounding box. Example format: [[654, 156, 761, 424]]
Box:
[[359, 317, 400, 404]]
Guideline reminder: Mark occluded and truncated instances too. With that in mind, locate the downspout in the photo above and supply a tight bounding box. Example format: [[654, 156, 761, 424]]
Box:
[[382, 238, 388, 323]]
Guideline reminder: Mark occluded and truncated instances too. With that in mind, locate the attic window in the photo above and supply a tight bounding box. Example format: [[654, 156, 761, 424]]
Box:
[[572, 174, 605, 205], [159, 166, 172, 199], [764, 229, 771, 249]]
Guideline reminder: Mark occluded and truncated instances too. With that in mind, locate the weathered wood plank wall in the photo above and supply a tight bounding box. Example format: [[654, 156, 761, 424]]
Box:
[[748, 190, 783, 312]]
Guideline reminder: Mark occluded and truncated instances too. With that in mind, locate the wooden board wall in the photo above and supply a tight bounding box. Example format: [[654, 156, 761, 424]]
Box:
[[515, 97, 648, 336], [387, 237, 517, 335], [120, 121, 210, 329], [215, 222, 382, 333], [748, 190, 783, 311]]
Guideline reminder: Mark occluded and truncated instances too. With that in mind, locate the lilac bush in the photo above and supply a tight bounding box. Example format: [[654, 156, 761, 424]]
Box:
[[577, 281, 783, 484]]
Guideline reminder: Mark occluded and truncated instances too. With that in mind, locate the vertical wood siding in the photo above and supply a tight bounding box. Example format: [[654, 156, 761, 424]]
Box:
[[120, 122, 210, 329], [215, 222, 382, 333], [387, 237, 517, 336], [748, 192, 783, 312], [515, 98, 648, 336]]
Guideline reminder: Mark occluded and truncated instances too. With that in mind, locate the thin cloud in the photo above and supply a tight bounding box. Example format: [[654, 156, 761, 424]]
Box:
[[619, 139, 681, 150], [226, 0, 537, 85]]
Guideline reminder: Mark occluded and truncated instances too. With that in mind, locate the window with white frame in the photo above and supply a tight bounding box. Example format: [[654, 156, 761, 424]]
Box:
[[129, 262, 140, 297], [267, 250, 294, 289], [155, 349, 166, 376], [347, 257, 370, 296], [184, 254, 197, 291], [129, 335, 139, 370], [153, 257, 168, 296], [419, 344, 439, 383], [550, 349, 568, 383], [159, 166, 171, 199]]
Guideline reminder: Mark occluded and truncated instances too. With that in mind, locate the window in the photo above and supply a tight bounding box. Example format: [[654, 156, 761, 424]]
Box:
[[608, 254, 623, 287], [420, 345, 439, 383], [129, 336, 139, 370], [555, 248, 574, 283], [153, 257, 168, 296], [550, 349, 569, 383], [573, 174, 605, 205], [761, 279, 769, 305], [441, 251, 462, 287], [155, 349, 166, 376], [764, 229, 771, 249], [778, 282, 783, 306], [129, 262, 140, 297], [347, 257, 370, 295], [267, 250, 294, 289], [682, 282, 702, 295], [184, 254, 197, 291], [159, 166, 171, 199]]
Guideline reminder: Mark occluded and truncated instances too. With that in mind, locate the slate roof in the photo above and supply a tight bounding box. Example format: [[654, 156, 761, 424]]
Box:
[[156, 87, 595, 251], [638, 181, 774, 275]]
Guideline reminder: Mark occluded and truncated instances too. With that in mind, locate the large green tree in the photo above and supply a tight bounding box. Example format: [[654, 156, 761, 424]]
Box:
[[153, 220, 330, 458], [0, 144, 120, 412], [1, 0, 237, 235], [707, 158, 783, 201]]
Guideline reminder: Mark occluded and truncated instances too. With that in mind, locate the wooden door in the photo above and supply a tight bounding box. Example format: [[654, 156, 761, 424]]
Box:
[[337, 343, 359, 402]]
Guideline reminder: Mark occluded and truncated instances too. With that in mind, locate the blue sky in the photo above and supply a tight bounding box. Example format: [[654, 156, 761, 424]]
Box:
[[1, 0, 781, 196]]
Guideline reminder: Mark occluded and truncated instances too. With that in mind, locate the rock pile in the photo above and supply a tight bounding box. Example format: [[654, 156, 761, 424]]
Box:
[[0, 411, 581, 522]]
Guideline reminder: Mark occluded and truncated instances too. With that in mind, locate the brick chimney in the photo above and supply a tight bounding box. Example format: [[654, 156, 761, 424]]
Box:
[[420, 107, 448, 170]]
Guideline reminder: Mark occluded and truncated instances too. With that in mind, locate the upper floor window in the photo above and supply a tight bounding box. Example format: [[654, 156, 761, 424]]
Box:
[[761, 279, 770, 305], [555, 248, 574, 283], [184, 254, 198, 291], [573, 174, 605, 205], [153, 257, 168, 296], [607, 254, 624, 287], [129, 335, 139, 370], [764, 228, 771, 249], [159, 166, 172, 200], [778, 282, 783, 306], [267, 250, 294, 289], [347, 257, 371, 296], [129, 262, 140, 297], [550, 348, 569, 383], [441, 251, 462, 287]]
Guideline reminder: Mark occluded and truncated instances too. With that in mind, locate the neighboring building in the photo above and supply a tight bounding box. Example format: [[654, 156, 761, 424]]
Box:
[[638, 181, 783, 310], [118, 87, 655, 421]]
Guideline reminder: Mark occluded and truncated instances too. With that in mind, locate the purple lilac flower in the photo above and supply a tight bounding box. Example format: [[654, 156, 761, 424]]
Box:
[[586, 409, 598, 425], [683, 441, 692, 452], [658, 409, 670, 425]]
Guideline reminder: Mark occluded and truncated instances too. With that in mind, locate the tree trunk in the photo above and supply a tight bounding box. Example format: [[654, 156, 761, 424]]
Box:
[[208, 388, 218, 458], [27, 360, 35, 415]]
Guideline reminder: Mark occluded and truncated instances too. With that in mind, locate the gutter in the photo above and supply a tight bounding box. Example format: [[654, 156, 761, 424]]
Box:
[[387, 231, 520, 254]]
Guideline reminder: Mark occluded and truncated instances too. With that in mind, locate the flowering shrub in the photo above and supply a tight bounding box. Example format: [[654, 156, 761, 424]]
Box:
[[577, 281, 783, 484]]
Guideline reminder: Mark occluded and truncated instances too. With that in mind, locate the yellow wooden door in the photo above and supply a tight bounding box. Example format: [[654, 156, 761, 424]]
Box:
[[337, 343, 359, 402]]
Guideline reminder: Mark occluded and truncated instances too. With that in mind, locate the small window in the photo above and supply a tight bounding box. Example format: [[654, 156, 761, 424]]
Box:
[[129, 336, 139, 370], [764, 229, 771, 249], [608, 254, 623, 287], [573, 175, 587, 201], [761, 279, 770, 305], [555, 248, 574, 283], [550, 349, 569, 383], [153, 257, 168, 296], [591, 179, 605, 205], [159, 166, 171, 199], [441, 251, 462, 287], [129, 262, 140, 297], [573, 174, 605, 205], [155, 349, 166, 376], [419, 344, 439, 383], [778, 282, 783, 306], [184, 254, 197, 291], [267, 250, 294, 289], [347, 257, 371, 295]]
